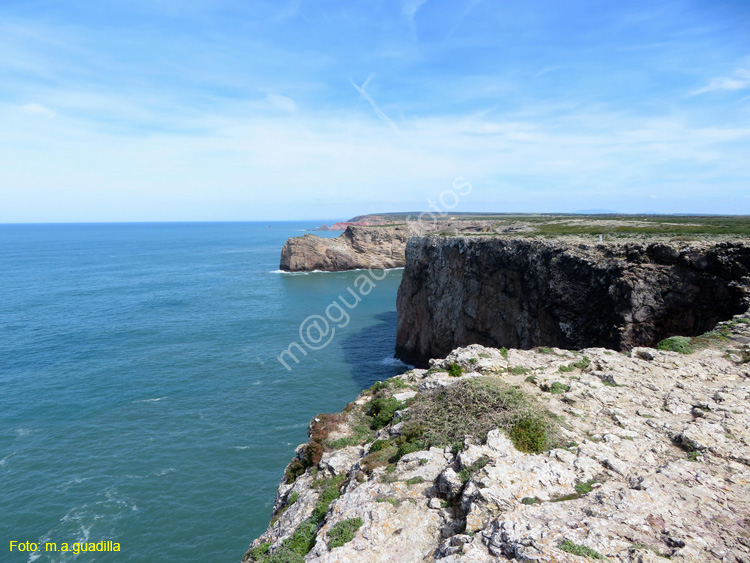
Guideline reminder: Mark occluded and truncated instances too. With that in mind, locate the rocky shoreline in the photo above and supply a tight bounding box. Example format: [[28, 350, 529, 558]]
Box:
[[244, 314, 750, 563]]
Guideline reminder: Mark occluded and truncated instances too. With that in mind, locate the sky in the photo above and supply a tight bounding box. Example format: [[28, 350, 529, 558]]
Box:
[[1, 0, 749, 222]]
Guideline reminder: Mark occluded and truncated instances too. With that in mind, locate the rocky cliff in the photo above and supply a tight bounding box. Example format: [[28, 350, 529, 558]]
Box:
[[243, 314, 750, 562], [279, 226, 409, 271], [395, 237, 750, 367]]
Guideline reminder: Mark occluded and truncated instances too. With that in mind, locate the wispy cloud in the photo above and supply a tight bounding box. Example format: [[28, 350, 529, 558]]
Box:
[[19, 103, 56, 117], [402, 0, 431, 41], [0, 0, 749, 220], [690, 61, 750, 96], [266, 93, 297, 113], [349, 74, 401, 136]]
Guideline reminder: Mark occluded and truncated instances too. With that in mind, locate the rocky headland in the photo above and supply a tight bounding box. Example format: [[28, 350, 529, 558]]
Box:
[[258, 219, 750, 562], [244, 314, 750, 563], [279, 226, 410, 271], [396, 237, 750, 367]]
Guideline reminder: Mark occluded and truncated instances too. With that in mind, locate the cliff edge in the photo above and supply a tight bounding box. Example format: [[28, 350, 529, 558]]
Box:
[[243, 314, 750, 562], [396, 237, 750, 367]]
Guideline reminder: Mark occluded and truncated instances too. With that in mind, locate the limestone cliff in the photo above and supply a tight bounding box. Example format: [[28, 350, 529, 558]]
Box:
[[243, 315, 750, 563], [279, 226, 409, 271], [395, 237, 750, 367]]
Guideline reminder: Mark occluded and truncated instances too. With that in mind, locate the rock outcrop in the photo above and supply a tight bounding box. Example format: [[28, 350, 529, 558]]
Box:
[[244, 314, 750, 563], [279, 226, 409, 271], [396, 237, 750, 367]]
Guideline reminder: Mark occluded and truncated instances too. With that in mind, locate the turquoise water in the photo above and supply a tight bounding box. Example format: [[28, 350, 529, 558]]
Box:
[[0, 222, 406, 562]]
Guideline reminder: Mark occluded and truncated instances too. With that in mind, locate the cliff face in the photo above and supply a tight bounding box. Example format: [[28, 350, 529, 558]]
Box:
[[279, 226, 409, 271], [243, 315, 750, 563], [395, 237, 750, 367]]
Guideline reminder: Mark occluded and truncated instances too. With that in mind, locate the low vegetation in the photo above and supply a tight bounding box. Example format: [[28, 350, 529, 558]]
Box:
[[657, 336, 694, 354], [448, 362, 464, 377], [559, 539, 607, 560], [403, 378, 560, 454], [327, 517, 363, 548]]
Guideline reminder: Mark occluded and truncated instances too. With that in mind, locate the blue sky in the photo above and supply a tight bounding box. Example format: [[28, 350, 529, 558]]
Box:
[[1, 0, 749, 222]]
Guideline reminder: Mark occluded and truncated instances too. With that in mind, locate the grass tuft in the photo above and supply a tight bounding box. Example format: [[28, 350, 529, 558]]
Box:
[[559, 540, 606, 560], [327, 518, 363, 549], [657, 336, 694, 354]]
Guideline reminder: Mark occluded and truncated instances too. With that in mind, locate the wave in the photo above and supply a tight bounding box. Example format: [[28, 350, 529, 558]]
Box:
[[132, 397, 167, 403], [380, 356, 412, 368], [270, 267, 404, 275]]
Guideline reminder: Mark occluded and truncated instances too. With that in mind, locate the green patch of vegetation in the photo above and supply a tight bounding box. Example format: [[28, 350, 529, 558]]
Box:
[[469, 358, 478, 365], [559, 356, 589, 373], [248, 542, 272, 561], [537, 347, 554, 354], [448, 362, 465, 377], [543, 381, 571, 394], [402, 378, 560, 455], [521, 496, 541, 505], [367, 397, 404, 430], [327, 518, 363, 549], [510, 366, 529, 375], [255, 473, 349, 561], [559, 540, 607, 560], [573, 356, 590, 370], [510, 416, 555, 453], [657, 336, 694, 354], [459, 456, 491, 484], [524, 374, 537, 384], [369, 439, 392, 453], [376, 496, 400, 506], [499, 347, 509, 359], [405, 476, 425, 485], [575, 479, 597, 495]]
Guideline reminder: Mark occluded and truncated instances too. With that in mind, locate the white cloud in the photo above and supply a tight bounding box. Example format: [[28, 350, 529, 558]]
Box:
[[402, 0, 431, 40], [19, 103, 56, 117], [266, 93, 297, 113], [690, 63, 750, 96]]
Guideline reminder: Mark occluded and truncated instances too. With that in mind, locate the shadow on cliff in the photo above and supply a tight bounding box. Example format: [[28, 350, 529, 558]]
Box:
[[341, 311, 411, 390]]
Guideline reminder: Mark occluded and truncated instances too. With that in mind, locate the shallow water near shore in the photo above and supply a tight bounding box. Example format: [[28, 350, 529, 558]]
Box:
[[0, 222, 406, 562]]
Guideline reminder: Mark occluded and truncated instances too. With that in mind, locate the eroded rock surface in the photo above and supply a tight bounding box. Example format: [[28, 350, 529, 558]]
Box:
[[244, 315, 750, 563], [396, 237, 750, 367], [279, 226, 409, 271]]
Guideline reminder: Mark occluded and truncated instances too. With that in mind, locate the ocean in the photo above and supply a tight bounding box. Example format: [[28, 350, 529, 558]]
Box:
[[0, 222, 407, 562]]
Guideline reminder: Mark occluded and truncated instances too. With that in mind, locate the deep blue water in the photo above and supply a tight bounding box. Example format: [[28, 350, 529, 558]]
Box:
[[0, 222, 406, 562]]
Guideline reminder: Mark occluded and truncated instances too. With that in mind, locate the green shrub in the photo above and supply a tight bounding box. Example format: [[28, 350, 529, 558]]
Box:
[[499, 347, 509, 359], [367, 397, 403, 429], [448, 362, 464, 377], [510, 366, 529, 375], [521, 496, 541, 505], [405, 476, 425, 485], [509, 416, 551, 453], [573, 356, 590, 370], [657, 336, 694, 354], [559, 540, 606, 559], [369, 439, 392, 453], [328, 517, 363, 548], [544, 382, 570, 394]]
